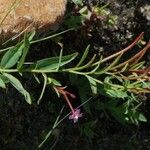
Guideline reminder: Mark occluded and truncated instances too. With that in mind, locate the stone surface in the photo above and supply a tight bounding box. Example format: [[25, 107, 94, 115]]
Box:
[[140, 4, 150, 22], [0, 0, 67, 43]]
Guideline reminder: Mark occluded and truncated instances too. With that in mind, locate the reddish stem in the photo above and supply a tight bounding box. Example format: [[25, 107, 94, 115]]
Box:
[[93, 32, 144, 66], [63, 94, 75, 114], [53, 86, 76, 114]]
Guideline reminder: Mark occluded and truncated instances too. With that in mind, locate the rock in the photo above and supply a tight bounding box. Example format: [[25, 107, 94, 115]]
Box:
[[140, 4, 150, 22], [0, 0, 67, 43]]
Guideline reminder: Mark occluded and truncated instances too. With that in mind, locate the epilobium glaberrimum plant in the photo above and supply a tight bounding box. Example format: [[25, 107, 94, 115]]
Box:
[[0, 30, 149, 125]]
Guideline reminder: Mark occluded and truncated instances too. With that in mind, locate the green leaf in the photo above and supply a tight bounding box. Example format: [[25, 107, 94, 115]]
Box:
[[36, 52, 78, 71], [106, 89, 128, 98], [127, 110, 147, 125], [104, 77, 128, 99], [96, 53, 122, 74], [86, 75, 97, 94], [90, 56, 103, 73], [56, 46, 63, 71], [37, 73, 47, 105], [130, 61, 145, 70], [72, 0, 83, 6], [17, 31, 35, 70], [138, 113, 147, 122], [142, 82, 150, 88], [3, 73, 31, 104], [73, 55, 96, 71], [121, 63, 129, 72], [76, 45, 90, 67], [47, 77, 61, 86], [1, 42, 24, 68], [0, 75, 6, 88]]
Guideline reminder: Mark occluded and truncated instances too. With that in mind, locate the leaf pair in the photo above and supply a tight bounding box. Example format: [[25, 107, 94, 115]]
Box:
[[0, 32, 34, 104]]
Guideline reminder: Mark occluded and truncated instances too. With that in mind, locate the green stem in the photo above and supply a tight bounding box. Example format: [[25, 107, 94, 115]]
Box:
[[0, 68, 18, 73]]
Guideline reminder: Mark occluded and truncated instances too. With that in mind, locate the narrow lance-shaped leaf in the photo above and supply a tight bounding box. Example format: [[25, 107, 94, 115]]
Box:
[[3, 73, 31, 104], [1, 42, 24, 69], [121, 63, 129, 72], [56, 45, 63, 71], [17, 31, 35, 70], [138, 113, 147, 122], [71, 54, 96, 71], [89, 56, 103, 74], [0, 75, 6, 88], [86, 75, 97, 94], [76, 45, 90, 67], [37, 73, 47, 105], [35, 52, 78, 71], [96, 53, 123, 74], [130, 61, 145, 70], [47, 77, 61, 86]]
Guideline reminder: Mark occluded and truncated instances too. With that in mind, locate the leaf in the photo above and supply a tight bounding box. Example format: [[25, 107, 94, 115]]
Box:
[[130, 61, 145, 70], [138, 113, 147, 122], [56, 45, 63, 71], [0, 74, 9, 83], [36, 52, 78, 71], [90, 56, 103, 73], [106, 89, 128, 99], [85, 75, 103, 85], [127, 109, 147, 125], [0, 75, 6, 88], [96, 52, 122, 74], [142, 82, 150, 88], [47, 77, 61, 86], [33, 74, 40, 84], [73, 54, 96, 71], [17, 31, 35, 70], [121, 63, 129, 72], [1, 42, 24, 68], [3, 73, 31, 104], [72, 0, 83, 6], [37, 73, 47, 105], [86, 75, 97, 94], [103, 76, 128, 98], [76, 45, 90, 67]]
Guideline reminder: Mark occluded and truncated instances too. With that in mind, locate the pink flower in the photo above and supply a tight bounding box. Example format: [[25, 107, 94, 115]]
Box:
[[53, 86, 83, 123], [69, 109, 83, 123]]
